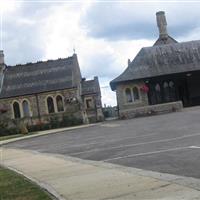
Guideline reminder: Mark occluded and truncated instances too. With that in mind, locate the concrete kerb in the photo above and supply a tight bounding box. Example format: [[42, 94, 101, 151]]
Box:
[[0, 123, 98, 146]]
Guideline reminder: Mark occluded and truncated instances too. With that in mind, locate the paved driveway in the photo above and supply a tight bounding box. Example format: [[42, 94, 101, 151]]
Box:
[[4, 107, 200, 179]]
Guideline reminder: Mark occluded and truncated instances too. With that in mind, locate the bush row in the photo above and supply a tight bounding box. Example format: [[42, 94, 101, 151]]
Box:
[[0, 114, 83, 136], [27, 115, 83, 132]]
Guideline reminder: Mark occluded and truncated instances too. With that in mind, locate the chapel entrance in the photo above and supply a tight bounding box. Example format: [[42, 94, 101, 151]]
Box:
[[148, 80, 177, 105], [148, 72, 200, 107], [177, 82, 189, 107]]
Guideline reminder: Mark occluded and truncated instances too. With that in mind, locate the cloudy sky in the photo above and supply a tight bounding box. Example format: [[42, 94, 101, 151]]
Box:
[[1, 0, 200, 106]]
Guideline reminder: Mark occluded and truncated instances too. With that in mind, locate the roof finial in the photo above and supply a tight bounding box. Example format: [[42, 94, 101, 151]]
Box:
[[73, 46, 76, 54], [128, 59, 131, 66]]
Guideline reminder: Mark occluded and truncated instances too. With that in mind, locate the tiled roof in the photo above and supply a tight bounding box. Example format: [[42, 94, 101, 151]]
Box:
[[81, 77, 100, 95], [0, 54, 80, 98], [110, 40, 200, 90]]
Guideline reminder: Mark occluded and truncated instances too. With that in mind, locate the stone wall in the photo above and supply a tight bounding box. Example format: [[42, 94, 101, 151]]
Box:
[[116, 81, 149, 111], [0, 88, 83, 126], [119, 101, 183, 119], [83, 93, 104, 123]]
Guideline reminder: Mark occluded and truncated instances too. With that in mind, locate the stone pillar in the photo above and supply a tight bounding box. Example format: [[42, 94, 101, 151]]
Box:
[[156, 11, 168, 39]]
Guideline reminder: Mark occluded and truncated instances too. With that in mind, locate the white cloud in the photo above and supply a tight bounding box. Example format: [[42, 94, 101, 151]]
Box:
[[41, 4, 85, 59], [34, 2, 155, 106], [101, 86, 116, 107], [0, 0, 21, 13], [3, 1, 200, 106]]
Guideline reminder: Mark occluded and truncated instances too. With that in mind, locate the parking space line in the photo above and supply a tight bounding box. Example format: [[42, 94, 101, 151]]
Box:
[[189, 146, 200, 149], [70, 132, 200, 156], [103, 146, 190, 162], [67, 132, 161, 148]]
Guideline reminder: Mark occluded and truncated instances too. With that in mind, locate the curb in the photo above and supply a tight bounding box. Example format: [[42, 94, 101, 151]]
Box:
[[0, 123, 98, 146]]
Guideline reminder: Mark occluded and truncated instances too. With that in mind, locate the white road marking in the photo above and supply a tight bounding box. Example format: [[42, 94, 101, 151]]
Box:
[[68, 132, 161, 148], [103, 146, 190, 162], [189, 146, 200, 149], [100, 124, 121, 127], [70, 132, 200, 156]]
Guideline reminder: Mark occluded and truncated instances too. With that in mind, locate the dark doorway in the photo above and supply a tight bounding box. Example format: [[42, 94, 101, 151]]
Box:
[[147, 71, 200, 107], [177, 80, 189, 107]]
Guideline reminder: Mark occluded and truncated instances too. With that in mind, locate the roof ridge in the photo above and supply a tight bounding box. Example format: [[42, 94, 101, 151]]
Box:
[[110, 39, 200, 90], [145, 39, 200, 50], [7, 56, 74, 68]]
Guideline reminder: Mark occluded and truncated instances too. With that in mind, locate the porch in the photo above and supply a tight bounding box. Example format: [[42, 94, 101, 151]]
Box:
[[147, 71, 200, 107]]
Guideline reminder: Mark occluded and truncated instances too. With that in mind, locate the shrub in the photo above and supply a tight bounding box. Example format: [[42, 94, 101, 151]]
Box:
[[49, 116, 60, 129], [0, 119, 21, 136], [27, 114, 83, 133], [27, 122, 50, 132], [61, 114, 82, 127]]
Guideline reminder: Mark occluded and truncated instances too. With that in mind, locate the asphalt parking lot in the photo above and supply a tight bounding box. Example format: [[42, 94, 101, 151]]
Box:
[[4, 107, 200, 179]]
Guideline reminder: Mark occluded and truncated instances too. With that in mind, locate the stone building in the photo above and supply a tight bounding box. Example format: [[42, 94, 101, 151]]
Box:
[[110, 11, 200, 118], [0, 52, 103, 125]]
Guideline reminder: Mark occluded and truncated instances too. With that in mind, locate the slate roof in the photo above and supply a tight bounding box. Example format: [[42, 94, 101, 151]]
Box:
[[81, 77, 100, 95], [110, 40, 200, 90], [0, 55, 79, 99]]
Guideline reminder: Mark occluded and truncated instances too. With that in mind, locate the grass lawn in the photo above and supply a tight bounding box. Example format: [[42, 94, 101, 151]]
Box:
[[0, 167, 54, 200]]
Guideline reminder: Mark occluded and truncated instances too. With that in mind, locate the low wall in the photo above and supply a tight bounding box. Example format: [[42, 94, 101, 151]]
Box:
[[119, 101, 183, 119]]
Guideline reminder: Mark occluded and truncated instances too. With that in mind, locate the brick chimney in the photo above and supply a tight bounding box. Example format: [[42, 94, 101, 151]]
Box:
[[156, 11, 168, 39]]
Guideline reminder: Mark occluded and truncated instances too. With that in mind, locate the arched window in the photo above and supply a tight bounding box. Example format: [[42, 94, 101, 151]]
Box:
[[155, 83, 161, 92], [125, 88, 132, 103], [163, 82, 169, 88], [133, 87, 139, 101], [13, 101, 21, 119], [56, 95, 64, 112], [22, 100, 31, 117], [163, 82, 170, 102], [169, 81, 174, 88], [155, 84, 162, 103], [47, 97, 55, 113]]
